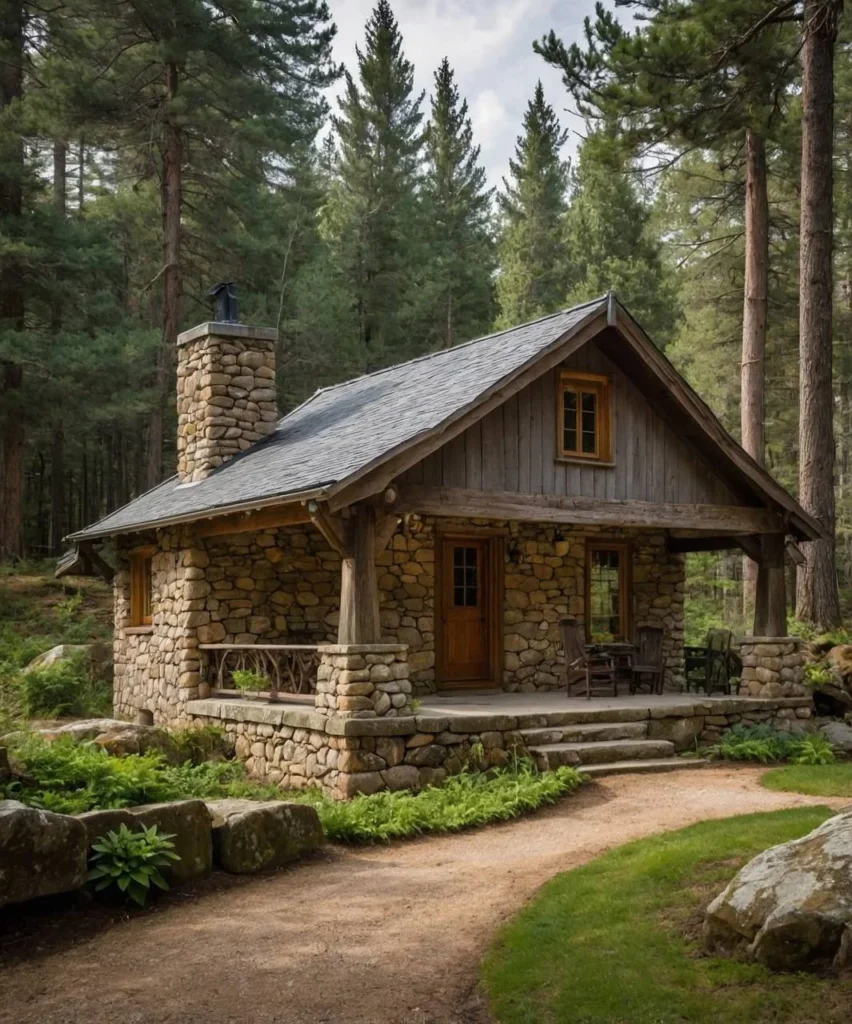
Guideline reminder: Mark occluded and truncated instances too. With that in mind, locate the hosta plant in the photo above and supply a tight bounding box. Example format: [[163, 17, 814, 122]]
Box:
[[88, 823, 180, 906]]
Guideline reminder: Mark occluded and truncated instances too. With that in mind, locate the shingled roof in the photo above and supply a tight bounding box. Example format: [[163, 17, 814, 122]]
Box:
[[70, 296, 610, 540]]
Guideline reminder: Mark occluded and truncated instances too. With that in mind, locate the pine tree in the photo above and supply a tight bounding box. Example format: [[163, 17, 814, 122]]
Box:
[[797, 0, 844, 628], [537, 0, 800, 469], [563, 131, 678, 342], [496, 82, 569, 326], [70, 0, 339, 485], [325, 0, 425, 368], [420, 58, 495, 348]]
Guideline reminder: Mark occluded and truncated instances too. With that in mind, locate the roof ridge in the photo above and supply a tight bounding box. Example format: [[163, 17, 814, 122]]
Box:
[[295, 295, 610, 408]]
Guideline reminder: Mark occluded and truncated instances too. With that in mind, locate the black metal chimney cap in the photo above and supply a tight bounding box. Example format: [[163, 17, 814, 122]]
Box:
[[208, 281, 239, 324]]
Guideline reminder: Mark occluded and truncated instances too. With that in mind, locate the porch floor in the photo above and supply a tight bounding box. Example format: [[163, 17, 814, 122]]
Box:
[[419, 689, 804, 720]]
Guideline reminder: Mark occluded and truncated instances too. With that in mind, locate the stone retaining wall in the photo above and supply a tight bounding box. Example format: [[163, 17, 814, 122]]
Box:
[[187, 694, 812, 799], [738, 636, 807, 698]]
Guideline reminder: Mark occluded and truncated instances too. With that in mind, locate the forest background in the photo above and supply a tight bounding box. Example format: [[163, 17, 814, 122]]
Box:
[[1, 0, 849, 637]]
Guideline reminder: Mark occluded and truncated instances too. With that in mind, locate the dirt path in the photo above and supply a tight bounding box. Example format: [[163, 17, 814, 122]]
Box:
[[2, 767, 846, 1024]]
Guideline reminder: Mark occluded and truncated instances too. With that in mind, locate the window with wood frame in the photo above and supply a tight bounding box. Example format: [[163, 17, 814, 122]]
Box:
[[558, 371, 612, 461], [129, 549, 154, 627], [585, 542, 629, 642]]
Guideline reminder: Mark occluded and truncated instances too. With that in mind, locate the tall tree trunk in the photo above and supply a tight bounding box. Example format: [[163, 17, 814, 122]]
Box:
[[0, 3, 25, 559], [742, 127, 770, 619], [146, 61, 182, 488], [796, 0, 843, 629], [446, 287, 454, 348], [49, 140, 67, 554]]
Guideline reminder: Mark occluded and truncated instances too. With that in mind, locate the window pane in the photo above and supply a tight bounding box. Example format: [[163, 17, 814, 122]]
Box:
[[581, 391, 597, 454], [452, 546, 479, 607], [588, 548, 623, 639], [563, 389, 577, 452]]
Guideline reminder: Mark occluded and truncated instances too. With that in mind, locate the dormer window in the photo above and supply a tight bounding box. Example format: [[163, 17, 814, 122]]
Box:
[[558, 372, 612, 462]]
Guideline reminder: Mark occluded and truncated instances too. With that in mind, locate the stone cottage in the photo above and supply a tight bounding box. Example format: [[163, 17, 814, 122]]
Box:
[[64, 293, 821, 796]]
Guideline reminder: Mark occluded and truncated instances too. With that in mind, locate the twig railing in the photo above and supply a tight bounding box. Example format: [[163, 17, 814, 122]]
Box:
[[200, 644, 321, 702]]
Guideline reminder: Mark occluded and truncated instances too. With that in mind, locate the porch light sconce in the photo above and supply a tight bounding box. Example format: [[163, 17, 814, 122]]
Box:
[[553, 528, 565, 543], [508, 539, 521, 564]]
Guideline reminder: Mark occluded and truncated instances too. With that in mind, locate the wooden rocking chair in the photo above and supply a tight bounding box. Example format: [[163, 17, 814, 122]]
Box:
[[630, 625, 664, 695], [560, 616, 618, 700]]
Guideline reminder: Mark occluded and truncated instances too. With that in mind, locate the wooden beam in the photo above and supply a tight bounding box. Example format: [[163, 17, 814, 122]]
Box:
[[754, 533, 786, 636], [786, 539, 807, 567], [667, 534, 757, 555], [375, 514, 401, 555], [306, 500, 349, 557], [338, 504, 380, 644], [195, 503, 310, 538], [392, 485, 785, 535], [325, 313, 609, 512]]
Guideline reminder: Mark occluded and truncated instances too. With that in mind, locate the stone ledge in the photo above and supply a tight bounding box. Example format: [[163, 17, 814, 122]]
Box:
[[177, 321, 278, 347], [739, 636, 804, 644]]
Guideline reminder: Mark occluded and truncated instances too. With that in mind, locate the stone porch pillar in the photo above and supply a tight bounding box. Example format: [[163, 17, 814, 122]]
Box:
[[315, 644, 413, 717], [739, 636, 807, 698]]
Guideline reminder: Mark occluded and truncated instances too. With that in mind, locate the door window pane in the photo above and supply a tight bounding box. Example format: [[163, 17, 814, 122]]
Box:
[[588, 547, 624, 640], [453, 546, 479, 607]]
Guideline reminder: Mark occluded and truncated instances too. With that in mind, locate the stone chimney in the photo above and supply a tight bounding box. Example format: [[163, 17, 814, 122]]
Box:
[[176, 321, 278, 483]]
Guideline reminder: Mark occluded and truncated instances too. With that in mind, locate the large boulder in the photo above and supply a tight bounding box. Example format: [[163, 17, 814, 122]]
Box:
[[819, 719, 852, 753], [704, 810, 852, 971], [130, 800, 213, 882], [0, 800, 88, 908], [36, 719, 188, 765], [206, 799, 324, 874], [809, 646, 852, 716], [24, 642, 113, 682], [75, 808, 138, 849]]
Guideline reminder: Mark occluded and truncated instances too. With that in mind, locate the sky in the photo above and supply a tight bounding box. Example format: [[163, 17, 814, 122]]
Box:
[[325, 0, 609, 191]]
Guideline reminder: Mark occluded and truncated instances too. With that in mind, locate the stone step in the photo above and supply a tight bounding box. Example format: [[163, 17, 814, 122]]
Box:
[[580, 757, 710, 778], [529, 738, 676, 770], [519, 721, 649, 746]]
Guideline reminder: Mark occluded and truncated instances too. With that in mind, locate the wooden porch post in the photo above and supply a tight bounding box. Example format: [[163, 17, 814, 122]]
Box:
[[754, 533, 786, 636], [338, 503, 380, 644]]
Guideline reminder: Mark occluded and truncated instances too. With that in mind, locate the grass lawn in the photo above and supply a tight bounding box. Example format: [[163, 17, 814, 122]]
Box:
[[482, 808, 852, 1024], [762, 762, 852, 798]]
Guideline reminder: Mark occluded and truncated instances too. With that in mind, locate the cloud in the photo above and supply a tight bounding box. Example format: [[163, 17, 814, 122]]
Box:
[[471, 89, 508, 153]]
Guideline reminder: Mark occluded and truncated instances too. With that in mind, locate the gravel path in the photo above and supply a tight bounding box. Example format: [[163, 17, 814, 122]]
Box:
[[2, 766, 844, 1024]]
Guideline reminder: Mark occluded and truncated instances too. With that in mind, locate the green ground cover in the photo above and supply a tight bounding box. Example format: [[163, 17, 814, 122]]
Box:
[[1, 733, 585, 843], [483, 808, 851, 1024], [762, 763, 852, 798]]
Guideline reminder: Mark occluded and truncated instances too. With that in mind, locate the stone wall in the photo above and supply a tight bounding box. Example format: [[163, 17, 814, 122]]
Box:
[[378, 519, 685, 694], [176, 322, 278, 482], [113, 527, 203, 724], [113, 517, 686, 722], [738, 637, 807, 698], [186, 693, 812, 799]]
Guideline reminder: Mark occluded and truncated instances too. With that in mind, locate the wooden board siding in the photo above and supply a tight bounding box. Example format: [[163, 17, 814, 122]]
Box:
[[400, 340, 738, 506]]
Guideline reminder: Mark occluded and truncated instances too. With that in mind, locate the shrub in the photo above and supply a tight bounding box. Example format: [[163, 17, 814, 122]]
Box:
[[87, 824, 179, 906], [708, 724, 835, 765], [317, 760, 585, 842], [2, 734, 586, 842], [231, 669, 268, 697], [17, 651, 111, 718], [803, 660, 833, 687]]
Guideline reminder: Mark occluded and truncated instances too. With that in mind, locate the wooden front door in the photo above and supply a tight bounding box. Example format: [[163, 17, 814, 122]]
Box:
[[438, 536, 495, 687]]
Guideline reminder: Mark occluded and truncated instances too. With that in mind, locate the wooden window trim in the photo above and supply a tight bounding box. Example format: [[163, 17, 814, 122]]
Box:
[[584, 540, 631, 643], [557, 371, 612, 463], [129, 548, 155, 627]]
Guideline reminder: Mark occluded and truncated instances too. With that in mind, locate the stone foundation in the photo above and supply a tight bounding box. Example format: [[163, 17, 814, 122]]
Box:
[[738, 636, 807, 698], [315, 644, 412, 718], [187, 694, 813, 799]]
